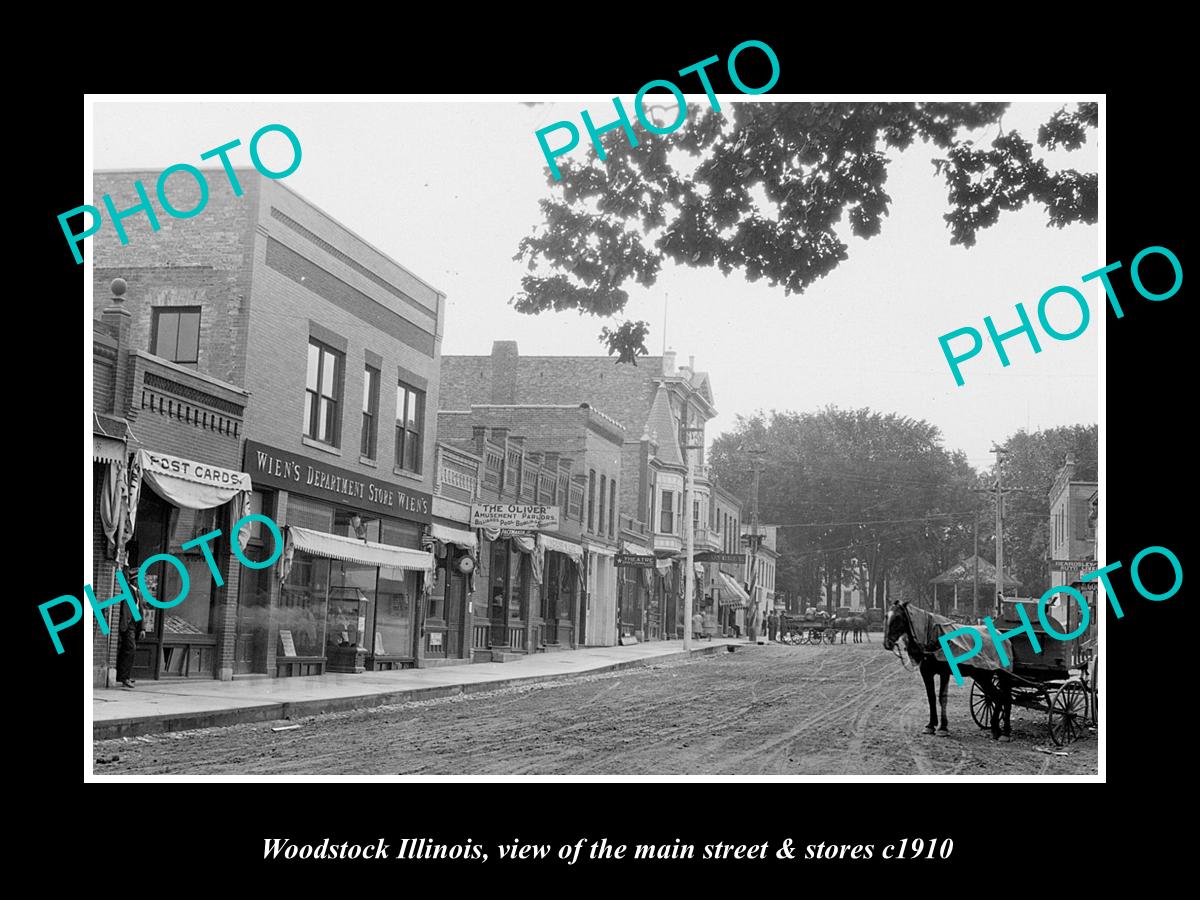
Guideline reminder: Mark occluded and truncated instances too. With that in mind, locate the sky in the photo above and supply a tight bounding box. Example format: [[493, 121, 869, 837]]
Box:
[[93, 99, 1099, 472]]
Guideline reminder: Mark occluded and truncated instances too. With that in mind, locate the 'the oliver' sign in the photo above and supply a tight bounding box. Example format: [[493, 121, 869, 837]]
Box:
[[470, 504, 559, 531]]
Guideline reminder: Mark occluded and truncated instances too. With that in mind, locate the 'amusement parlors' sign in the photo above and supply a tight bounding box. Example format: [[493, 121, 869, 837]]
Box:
[[470, 504, 560, 530], [244, 440, 432, 522]]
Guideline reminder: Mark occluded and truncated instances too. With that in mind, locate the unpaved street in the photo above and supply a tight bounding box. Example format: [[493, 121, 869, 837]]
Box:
[[93, 643, 1097, 775]]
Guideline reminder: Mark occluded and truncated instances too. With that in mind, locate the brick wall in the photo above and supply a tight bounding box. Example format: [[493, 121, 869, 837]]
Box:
[[93, 169, 259, 388]]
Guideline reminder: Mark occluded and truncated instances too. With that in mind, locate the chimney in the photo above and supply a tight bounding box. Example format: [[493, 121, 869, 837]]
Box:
[[689, 355, 695, 372], [662, 349, 676, 376], [491, 426, 510, 445], [491, 340, 519, 404], [1062, 452, 1077, 481], [472, 425, 487, 456]]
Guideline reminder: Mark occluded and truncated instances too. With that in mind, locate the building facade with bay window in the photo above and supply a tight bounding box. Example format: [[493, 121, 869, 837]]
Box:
[[92, 168, 445, 683]]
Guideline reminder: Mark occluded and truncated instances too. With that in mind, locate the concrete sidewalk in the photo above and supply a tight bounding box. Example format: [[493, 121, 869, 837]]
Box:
[[93, 638, 750, 739]]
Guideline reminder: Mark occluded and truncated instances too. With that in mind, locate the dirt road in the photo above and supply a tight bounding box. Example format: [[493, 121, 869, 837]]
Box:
[[93, 642, 1097, 775]]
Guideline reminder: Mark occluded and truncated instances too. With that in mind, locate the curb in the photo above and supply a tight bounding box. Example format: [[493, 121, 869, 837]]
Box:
[[94, 642, 743, 740]]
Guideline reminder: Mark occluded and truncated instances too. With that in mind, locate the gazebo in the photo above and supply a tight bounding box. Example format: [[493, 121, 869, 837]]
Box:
[[930, 555, 1023, 617]]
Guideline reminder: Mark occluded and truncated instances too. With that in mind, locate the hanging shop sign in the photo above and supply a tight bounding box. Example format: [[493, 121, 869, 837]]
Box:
[[615, 554, 657, 568], [694, 552, 744, 564], [470, 503, 559, 531], [244, 440, 431, 522]]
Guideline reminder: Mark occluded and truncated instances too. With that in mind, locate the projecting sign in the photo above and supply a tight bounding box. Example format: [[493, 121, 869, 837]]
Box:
[[470, 504, 559, 530], [694, 552, 744, 564], [615, 554, 657, 568], [1052, 559, 1097, 578]]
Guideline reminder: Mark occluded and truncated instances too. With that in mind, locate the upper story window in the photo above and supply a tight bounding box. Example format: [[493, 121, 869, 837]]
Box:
[[361, 366, 380, 459], [598, 475, 607, 536], [587, 469, 597, 532], [304, 339, 344, 446], [395, 381, 425, 474], [660, 490, 674, 534], [152, 307, 201, 367], [609, 479, 616, 537]]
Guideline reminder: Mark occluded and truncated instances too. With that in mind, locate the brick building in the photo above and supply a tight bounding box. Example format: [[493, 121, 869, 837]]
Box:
[[92, 168, 444, 683], [441, 343, 723, 642], [438, 404, 624, 650]]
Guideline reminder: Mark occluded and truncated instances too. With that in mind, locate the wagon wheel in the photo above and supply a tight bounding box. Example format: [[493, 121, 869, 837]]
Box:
[[809, 629, 821, 644], [823, 629, 836, 644], [969, 679, 995, 729], [1048, 681, 1089, 746]]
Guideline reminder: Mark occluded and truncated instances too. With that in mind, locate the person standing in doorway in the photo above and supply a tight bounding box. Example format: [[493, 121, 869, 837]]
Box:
[[767, 610, 778, 642], [116, 568, 148, 689]]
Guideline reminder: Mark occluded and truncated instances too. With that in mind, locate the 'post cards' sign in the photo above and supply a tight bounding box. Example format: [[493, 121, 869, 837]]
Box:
[[471, 504, 559, 531]]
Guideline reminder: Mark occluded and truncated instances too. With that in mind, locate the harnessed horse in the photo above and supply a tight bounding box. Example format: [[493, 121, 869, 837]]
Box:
[[883, 601, 1012, 740]]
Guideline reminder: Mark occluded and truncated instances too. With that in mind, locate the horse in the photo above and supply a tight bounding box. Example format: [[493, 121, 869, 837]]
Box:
[[850, 615, 870, 643], [882, 601, 1012, 740]]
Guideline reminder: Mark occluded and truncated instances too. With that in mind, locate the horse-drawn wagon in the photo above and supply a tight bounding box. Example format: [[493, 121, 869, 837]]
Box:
[[885, 598, 1097, 746], [967, 599, 1097, 746], [779, 611, 837, 645]]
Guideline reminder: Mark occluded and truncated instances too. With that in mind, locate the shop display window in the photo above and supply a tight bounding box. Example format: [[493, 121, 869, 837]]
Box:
[[280, 553, 329, 657]]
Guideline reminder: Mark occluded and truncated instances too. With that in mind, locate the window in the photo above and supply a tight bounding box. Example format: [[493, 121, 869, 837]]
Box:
[[395, 381, 425, 473], [304, 340, 343, 446], [660, 490, 674, 534], [694, 500, 700, 529], [609, 480, 617, 537], [361, 366, 380, 459], [152, 307, 201, 366], [598, 475, 607, 536], [587, 470, 596, 532]]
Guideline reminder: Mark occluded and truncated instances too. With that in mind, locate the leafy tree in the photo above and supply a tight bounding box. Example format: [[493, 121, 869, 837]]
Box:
[[709, 406, 978, 613], [513, 101, 1097, 358], [990, 424, 1098, 596]]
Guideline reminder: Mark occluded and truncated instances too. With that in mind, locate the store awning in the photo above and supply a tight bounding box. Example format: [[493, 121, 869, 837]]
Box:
[[622, 539, 653, 556], [718, 571, 750, 605], [539, 534, 583, 564], [93, 435, 126, 464], [137, 448, 252, 510], [584, 542, 616, 557], [430, 522, 477, 553], [288, 526, 434, 573]]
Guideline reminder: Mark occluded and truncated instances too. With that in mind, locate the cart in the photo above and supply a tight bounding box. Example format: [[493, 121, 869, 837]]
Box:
[[966, 601, 1097, 746], [779, 613, 838, 645]]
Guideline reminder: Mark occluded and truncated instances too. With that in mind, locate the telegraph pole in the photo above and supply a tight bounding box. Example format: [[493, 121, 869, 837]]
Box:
[[993, 445, 1008, 618], [747, 447, 765, 641], [681, 421, 704, 652], [972, 509, 980, 620]]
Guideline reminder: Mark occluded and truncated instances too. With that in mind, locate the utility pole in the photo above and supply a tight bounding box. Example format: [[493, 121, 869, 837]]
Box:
[[746, 447, 765, 641], [972, 509, 980, 620], [681, 420, 704, 651], [992, 445, 1008, 618]]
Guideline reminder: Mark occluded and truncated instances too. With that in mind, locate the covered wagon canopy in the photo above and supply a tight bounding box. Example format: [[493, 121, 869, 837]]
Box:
[[930, 555, 1022, 589]]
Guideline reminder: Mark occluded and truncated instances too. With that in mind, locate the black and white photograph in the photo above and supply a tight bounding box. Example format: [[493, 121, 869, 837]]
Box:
[[80, 94, 1108, 779]]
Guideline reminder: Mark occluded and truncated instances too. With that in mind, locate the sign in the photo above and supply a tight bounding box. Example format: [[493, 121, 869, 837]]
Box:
[[1053, 559, 1098, 578], [615, 554, 657, 568], [142, 450, 252, 491], [245, 440, 432, 522], [279, 629, 297, 658], [429, 632, 443, 648], [470, 503, 560, 530], [694, 552, 744, 564]]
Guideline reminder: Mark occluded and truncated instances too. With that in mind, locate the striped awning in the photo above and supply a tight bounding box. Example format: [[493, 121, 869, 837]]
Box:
[[288, 526, 434, 573], [540, 534, 583, 564], [430, 522, 477, 552], [718, 571, 749, 607]]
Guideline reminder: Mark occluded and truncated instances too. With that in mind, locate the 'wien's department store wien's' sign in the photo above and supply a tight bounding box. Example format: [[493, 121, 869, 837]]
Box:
[[244, 440, 432, 522], [470, 504, 559, 531]]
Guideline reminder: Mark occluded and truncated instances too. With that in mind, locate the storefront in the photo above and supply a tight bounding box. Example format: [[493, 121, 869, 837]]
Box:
[[114, 449, 255, 681], [538, 535, 582, 648], [717, 570, 750, 636], [616, 542, 655, 643], [242, 440, 434, 677], [425, 522, 477, 662]]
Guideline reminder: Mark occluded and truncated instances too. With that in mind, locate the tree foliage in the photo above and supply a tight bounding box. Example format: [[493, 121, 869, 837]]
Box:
[[513, 101, 1097, 358], [709, 411, 1098, 612]]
